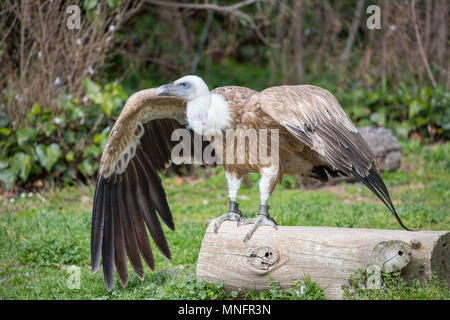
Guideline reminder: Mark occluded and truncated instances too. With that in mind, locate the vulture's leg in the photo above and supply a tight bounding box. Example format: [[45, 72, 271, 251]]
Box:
[[206, 172, 244, 232], [243, 165, 279, 242]]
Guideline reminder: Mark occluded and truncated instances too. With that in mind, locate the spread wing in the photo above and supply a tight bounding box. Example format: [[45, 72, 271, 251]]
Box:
[[258, 85, 411, 230], [91, 88, 200, 290]]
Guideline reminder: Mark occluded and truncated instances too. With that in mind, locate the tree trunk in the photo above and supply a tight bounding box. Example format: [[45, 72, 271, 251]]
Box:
[[196, 222, 449, 299]]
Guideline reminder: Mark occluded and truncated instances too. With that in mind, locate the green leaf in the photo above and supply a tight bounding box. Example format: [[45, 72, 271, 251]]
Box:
[[84, 0, 98, 11], [11, 152, 32, 182], [47, 143, 63, 170], [17, 127, 36, 145], [420, 87, 431, 102], [83, 78, 101, 100], [78, 159, 96, 177], [42, 122, 58, 137], [0, 169, 16, 190], [65, 151, 75, 162], [68, 106, 84, 121], [0, 110, 9, 127], [83, 144, 101, 158], [0, 160, 9, 170], [369, 109, 386, 126], [35, 143, 62, 172], [95, 92, 114, 117], [106, 0, 120, 9], [31, 103, 41, 115], [93, 133, 108, 149], [414, 116, 428, 127], [62, 131, 76, 145], [0, 127, 11, 136], [409, 100, 425, 118], [35, 144, 47, 170]]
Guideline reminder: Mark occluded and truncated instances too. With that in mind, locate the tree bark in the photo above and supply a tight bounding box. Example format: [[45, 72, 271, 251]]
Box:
[[196, 222, 449, 299]]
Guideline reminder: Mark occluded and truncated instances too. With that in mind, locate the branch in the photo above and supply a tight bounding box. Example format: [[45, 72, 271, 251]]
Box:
[[410, 0, 437, 88], [191, 8, 215, 72], [340, 0, 365, 61], [146, 0, 281, 48], [146, 0, 262, 12]]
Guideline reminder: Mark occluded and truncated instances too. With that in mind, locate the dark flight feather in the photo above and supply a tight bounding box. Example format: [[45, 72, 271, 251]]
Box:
[[351, 168, 413, 231], [102, 181, 115, 291], [91, 176, 105, 274], [136, 144, 175, 230], [282, 120, 412, 231], [91, 117, 202, 289], [121, 161, 144, 279], [113, 179, 129, 287]]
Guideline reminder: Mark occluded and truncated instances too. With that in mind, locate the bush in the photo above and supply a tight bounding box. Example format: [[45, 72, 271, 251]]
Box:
[[336, 81, 450, 142], [0, 79, 127, 190]]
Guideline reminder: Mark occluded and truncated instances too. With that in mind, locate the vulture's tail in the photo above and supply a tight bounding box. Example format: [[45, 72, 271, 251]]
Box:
[[351, 167, 414, 231]]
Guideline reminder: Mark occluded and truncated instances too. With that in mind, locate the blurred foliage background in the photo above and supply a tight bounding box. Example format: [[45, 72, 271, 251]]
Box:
[[0, 0, 448, 191]]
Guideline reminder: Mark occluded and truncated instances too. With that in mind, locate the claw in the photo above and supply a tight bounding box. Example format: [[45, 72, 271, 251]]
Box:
[[206, 212, 244, 233], [242, 214, 278, 243]]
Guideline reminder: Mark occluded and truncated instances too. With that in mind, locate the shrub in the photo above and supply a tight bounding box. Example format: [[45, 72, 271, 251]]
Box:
[[0, 79, 127, 190], [336, 82, 450, 142]]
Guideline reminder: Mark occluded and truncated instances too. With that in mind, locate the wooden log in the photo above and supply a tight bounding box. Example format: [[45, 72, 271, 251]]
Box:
[[196, 222, 449, 299]]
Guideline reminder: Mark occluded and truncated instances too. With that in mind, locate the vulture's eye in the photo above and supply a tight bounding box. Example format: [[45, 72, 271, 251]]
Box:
[[180, 82, 190, 88]]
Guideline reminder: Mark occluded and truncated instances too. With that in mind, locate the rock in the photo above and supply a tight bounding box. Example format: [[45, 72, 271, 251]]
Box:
[[358, 126, 401, 172]]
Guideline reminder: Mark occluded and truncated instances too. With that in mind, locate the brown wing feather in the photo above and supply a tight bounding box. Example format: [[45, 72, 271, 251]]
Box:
[[99, 89, 186, 176], [257, 85, 371, 174], [91, 89, 212, 291], [257, 85, 412, 231]]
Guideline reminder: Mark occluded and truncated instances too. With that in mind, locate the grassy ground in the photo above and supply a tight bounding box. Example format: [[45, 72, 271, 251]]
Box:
[[0, 140, 449, 300]]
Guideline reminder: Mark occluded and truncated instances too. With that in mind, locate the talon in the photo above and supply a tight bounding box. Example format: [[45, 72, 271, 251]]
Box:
[[206, 211, 244, 233], [242, 205, 278, 242]]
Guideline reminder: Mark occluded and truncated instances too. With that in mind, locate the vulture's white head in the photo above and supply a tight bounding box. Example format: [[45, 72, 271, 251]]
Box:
[[157, 75, 231, 135], [156, 75, 209, 102]]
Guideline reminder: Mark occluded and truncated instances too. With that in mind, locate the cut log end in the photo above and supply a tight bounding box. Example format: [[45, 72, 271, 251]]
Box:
[[196, 222, 449, 299], [373, 240, 412, 273]]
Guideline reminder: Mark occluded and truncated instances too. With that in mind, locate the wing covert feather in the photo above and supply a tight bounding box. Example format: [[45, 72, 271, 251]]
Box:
[[258, 85, 373, 175], [258, 85, 411, 230]]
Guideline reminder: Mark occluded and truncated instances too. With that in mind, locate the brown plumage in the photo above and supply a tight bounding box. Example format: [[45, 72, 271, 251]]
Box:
[[92, 75, 411, 291]]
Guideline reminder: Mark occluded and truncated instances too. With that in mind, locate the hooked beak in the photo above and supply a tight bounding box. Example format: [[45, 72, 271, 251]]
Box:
[[156, 82, 174, 96]]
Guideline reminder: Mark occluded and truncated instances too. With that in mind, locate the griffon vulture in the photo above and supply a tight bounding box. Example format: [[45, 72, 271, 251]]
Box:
[[91, 75, 411, 290]]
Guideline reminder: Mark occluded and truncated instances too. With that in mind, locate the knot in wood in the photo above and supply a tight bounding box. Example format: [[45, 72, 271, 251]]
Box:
[[247, 246, 278, 270], [373, 240, 412, 273], [410, 239, 421, 249]]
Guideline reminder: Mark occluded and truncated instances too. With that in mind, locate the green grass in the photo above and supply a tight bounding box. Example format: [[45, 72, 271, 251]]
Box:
[[0, 140, 449, 299], [343, 269, 449, 300]]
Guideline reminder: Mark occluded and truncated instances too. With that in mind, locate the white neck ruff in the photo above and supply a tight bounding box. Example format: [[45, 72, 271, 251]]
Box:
[[186, 93, 231, 136]]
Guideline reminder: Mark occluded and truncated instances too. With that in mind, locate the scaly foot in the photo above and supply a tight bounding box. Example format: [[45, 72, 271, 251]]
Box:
[[205, 201, 244, 233], [242, 205, 277, 242]]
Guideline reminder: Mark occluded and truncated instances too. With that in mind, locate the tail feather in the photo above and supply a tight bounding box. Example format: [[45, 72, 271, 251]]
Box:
[[351, 167, 414, 231]]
